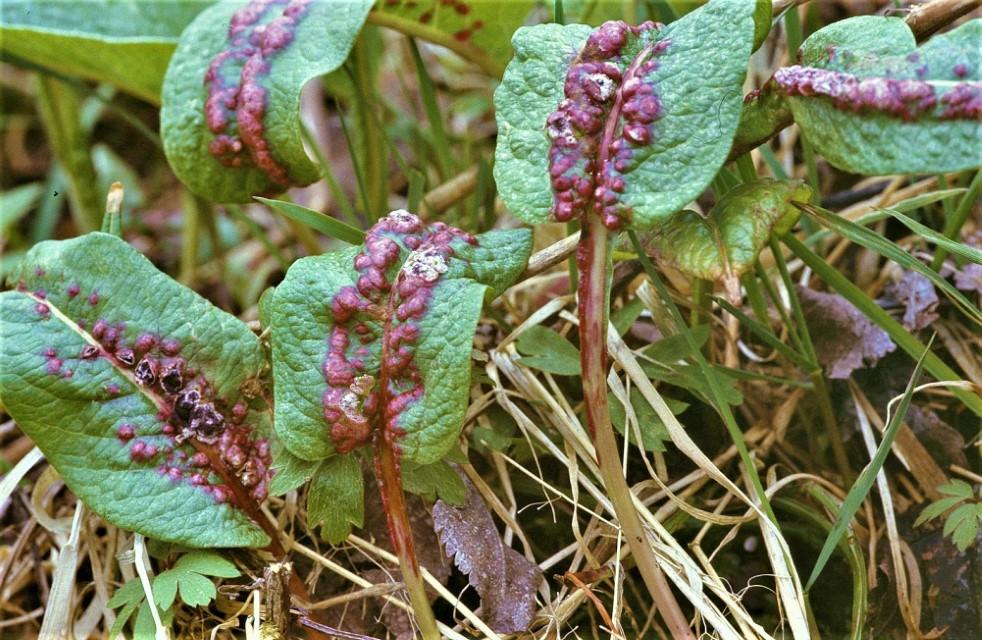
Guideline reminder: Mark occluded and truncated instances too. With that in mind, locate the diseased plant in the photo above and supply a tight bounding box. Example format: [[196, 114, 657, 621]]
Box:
[[1, 0, 980, 637]]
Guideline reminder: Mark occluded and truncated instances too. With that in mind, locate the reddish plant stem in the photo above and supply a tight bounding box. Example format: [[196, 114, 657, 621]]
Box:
[[196, 442, 329, 640], [373, 437, 440, 640], [577, 213, 695, 640]]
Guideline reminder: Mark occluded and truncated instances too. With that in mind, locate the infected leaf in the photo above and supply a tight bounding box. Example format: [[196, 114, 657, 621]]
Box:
[[432, 470, 542, 634], [878, 270, 939, 332], [0, 233, 275, 548]]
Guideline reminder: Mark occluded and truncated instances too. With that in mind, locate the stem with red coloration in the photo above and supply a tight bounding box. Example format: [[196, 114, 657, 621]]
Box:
[[374, 437, 441, 640], [577, 213, 695, 640]]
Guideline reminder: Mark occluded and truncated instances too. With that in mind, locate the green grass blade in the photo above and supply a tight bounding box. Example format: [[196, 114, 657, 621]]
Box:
[[714, 297, 814, 370], [805, 339, 930, 590], [782, 232, 982, 418], [799, 203, 982, 326], [256, 198, 366, 246], [881, 207, 982, 266]]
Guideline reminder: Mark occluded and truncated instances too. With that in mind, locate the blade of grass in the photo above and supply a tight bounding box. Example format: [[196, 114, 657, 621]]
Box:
[[714, 297, 814, 370], [806, 338, 931, 590], [882, 206, 982, 266], [931, 170, 982, 270], [407, 169, 426, 213], [408, 39, 452, 182], [256, 198, 366, 246], [799, 202, 982, 325], [782, 232, 982, 418]]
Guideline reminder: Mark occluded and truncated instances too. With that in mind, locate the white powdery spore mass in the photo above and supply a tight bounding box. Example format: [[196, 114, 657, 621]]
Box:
[[402, 246, 450, 282]]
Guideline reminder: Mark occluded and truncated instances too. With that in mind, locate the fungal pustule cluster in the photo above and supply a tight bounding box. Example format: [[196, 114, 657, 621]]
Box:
[[204, 0, 313, 184], [546, 20, 669, 229], [322, 211, 477, 452], [30, 274, 271, 505], [773, 65, 982, 121]]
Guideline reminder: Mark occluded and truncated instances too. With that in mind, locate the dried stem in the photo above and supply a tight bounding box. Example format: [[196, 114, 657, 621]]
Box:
[[577, 214, 695, 640]]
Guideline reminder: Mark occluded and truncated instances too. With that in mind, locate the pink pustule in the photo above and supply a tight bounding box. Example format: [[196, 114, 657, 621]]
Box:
[[546, 21, 666, 229], [34, 303, 50, 317], [203, 0, 313, 185], [117, 423, 136, 443], [322, 211, 475, 452], [88, 292, 100, 306], [67, 283, 81, 299], [773, 66, 981, 121]]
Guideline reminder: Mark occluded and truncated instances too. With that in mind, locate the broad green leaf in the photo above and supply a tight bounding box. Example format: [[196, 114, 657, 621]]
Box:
[[376, 0, 535, 67], [751, 0, 772, 52], [516, 325, 581, 376], [645, 180, 811, 295], [772, 17, 982, 174], [267, 444, 320, 496], [161, 0, 373, 202], [308, 454, 364, 544], [494, 0, 756, 229], [0, 1, 208, 104], [271, 211, 532, 465], [0, 233, 274, 548]]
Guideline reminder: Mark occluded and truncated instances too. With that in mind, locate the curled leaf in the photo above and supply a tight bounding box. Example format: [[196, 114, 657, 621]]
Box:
[[432, 470, 542, 634], [0, 234, 275, 548], [771, 17, 982, 174], [161, 0, 373, 202], [644, 179, 810, 300]]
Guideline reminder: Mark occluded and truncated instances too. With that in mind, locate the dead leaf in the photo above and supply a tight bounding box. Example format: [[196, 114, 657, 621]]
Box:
[[796, 285, 896, 379], [953, 263, 982, 296], [432, 469, 542, 634], [878, 271, 939, 331]]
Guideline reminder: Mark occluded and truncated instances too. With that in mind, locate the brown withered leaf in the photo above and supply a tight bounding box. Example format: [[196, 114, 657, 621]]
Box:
[[796, 285, 896, 379], [432, 469, 542, 634], [878, 271, 939, 331]]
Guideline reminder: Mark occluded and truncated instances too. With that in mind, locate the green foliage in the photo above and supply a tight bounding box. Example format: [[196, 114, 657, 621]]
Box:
[[160, 0, 373, 202], [608, 388, 682, 452], [108, 551, 238, 637], [0, 0, 208, 103], [645, 179, 810, 291], [776, 18, 982, 174], [494, 0, 756, 228], [516, 325, 581, 375], [915, 479, 982, 552], [307, 454, 364, 544], [0, 233, 272, 548]]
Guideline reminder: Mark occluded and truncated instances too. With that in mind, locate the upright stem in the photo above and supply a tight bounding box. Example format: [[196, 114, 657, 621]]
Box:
[[577, 214, 694, 640], [374, 438, 441, 640]]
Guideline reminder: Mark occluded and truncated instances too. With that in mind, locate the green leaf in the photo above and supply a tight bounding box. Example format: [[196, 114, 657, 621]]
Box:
[[515, 325, 581, 376], [609, 388, 682, 452], [152, 551, 238, 610], [0, 182, 44, 236], [267, 445, 320, 496], [773, 17, 982, 174], [255, 197, 366, 246], [646, 180, 810, 292], [402, 459, 467, 505], [751, 0, 772, 52], [0, 0, 208, 104], [494, 0, 756, 229], [108, 579, 146, 639], [376, 0, 535, 67], [0, 233, 273, 548], [308, 455, 364, 544], [271, 212, 532, 464], [160, 0, 373, 202]]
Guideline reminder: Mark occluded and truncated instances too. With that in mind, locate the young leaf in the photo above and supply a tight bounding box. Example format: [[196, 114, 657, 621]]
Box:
[[643, 179, 810, 299], [432, 470, 542, 634], [161, 0, 374, 202], [771, 17, 982, 174], [0, 233, 275, 548], [494, 0, 756, 230], [608, 388, 682, 452], [307, 454, 364, 544], [0, 0, 207, 103], [515, 325, 582, 375], [271, 211, 532, 465], [152, 551, 240, 610], [402, 458, 467, 505]]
